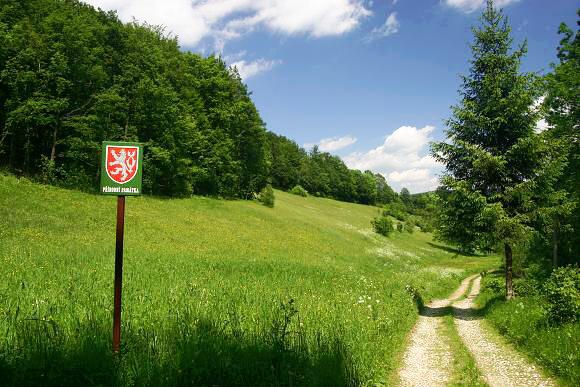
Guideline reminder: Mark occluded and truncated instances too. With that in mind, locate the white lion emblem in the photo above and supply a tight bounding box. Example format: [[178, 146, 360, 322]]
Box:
[[109, 148, 136, 182]]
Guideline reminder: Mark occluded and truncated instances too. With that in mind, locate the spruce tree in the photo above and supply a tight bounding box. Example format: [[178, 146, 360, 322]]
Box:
[[432, 0, 555, 298]]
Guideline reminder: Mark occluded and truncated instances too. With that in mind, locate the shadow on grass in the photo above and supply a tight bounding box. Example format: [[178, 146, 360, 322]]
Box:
[[419, 304, 493, 321], [426, 242, 483, 257], [0, 317, 359, 386], [417, 271, 505, 322]]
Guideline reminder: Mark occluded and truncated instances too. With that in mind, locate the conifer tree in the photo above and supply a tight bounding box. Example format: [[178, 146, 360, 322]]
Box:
[[432, 0, 559, 298]]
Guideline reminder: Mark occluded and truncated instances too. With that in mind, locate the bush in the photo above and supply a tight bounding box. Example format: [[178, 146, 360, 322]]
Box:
[[258, 184, 275, 208], [289, 185, 308, 197], [372, 216, 393, 237], [404, 221, 414, 234], [486, 277, 504, 294], [543, 266, 580, 324], [396, 223, 403, 232], [382, 203, 408, 221], [513, 278, 541, 297], [414, 217, 434, 233]]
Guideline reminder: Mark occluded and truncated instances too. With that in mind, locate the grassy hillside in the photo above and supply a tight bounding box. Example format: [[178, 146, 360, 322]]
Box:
[[0, 174, 497, 385]]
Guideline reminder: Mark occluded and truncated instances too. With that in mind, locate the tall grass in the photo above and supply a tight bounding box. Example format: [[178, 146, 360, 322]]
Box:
[[0, 174, 496, 385]]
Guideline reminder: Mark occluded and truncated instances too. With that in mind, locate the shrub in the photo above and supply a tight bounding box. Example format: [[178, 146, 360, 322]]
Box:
[[414, 217, 434, 233], [258, 184, 275, 208], [404, 221, 415, 234], [396, 223, 403, 232], [513, 278, 541, 297], [289, 185, 308, 197], [382, 203, 408, 221], [372, 216, 393, 237], [543, 266, 580, 324], [486, 277, 504, 294]]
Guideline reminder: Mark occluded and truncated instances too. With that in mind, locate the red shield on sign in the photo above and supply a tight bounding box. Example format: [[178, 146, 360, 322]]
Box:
[[106, 145, 139, 184]]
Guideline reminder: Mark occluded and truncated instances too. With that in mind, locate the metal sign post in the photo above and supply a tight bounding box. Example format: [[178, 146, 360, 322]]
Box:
[[100, 141, 143, 353], [113, 195, 125, 353]]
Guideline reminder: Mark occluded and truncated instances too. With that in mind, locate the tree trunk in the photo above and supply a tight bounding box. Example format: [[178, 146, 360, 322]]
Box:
[[552, 223, 559, 269], [504, 242, 514, 300], [50, 122, 58, 162]]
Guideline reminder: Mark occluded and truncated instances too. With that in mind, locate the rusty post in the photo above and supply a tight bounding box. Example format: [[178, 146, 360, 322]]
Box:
[[113, 195, 126, 353]]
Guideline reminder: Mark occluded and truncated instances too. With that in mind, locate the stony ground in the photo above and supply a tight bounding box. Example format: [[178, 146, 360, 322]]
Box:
[[398, 274, 557, 387]]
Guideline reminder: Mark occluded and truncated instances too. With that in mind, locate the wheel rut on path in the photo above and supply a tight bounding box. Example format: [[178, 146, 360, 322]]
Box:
[[453, 276, 556, 387], [398, 273, 557, 387], [398, 275, 477, 386]]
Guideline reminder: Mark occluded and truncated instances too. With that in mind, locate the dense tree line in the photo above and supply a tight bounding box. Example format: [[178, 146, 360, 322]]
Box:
[[0, 0, 267, 198], [265, 132, 399, 205], [0, 0, 405, 205], [432, 1, 579, 297]]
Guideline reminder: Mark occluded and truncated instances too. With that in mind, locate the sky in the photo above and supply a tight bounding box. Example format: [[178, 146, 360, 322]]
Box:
[[82, 0, 579, 193]]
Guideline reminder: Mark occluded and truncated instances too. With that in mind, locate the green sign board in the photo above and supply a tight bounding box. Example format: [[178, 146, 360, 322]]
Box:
[[100, 141, 143, 196]]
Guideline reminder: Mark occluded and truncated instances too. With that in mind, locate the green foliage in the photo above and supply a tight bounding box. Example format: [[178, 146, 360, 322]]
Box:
[[543, 266, 580, 324], [383, 202, 408, 221], [541, 13, 580, 267], [0, 0, 268, 198], [289, 185, 308, 197], [396, 222, 403, 232], [403, 220, 415, 234], [258, 184, 275, 208], [478, 274, 580, 384], [431, 1, 569, 298], [434, 180, 497, 253], [265, 135, 400, 206], [372, 216, 393, 237], [400, 188, 411, 207]]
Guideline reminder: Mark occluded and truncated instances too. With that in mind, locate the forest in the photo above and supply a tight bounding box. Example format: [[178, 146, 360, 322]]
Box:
[[0, 0, 400, 206]]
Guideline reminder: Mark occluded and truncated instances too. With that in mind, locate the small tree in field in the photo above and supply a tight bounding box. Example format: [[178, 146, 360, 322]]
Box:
[[258, 184, 275, 207], [432, 0, 562, 299]]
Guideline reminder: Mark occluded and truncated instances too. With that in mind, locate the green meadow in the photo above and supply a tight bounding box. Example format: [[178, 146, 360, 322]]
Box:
[[0, 174, 497, 386]]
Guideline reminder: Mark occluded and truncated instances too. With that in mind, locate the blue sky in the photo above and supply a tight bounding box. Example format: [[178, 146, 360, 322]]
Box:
[[83, 0, 578, 192]]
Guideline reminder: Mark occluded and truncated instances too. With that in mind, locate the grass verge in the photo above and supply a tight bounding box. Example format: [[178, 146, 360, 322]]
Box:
[[441, 313, 487, 386], [476, 272, 579, 386]]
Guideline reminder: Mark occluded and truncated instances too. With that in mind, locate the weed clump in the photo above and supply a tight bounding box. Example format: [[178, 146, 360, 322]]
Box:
[[405, 284, 424, 310]]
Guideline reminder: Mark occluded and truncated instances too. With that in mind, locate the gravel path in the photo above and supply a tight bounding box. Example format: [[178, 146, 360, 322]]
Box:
[[399, 274, 557, 387], [453, 276, 557, 387], [398, 275, 478, 386]]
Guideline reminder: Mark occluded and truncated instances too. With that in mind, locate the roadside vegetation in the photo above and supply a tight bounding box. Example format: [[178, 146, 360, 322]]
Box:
[[477, 269, 580, 384]]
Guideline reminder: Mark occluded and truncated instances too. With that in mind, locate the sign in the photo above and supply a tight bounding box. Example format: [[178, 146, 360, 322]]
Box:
[[100, 141, 143, 196], [100, 141, 144, 354]]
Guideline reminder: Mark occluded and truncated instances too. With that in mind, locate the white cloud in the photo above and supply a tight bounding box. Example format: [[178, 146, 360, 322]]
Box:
[[305, 136, 358, 152], [230, 58, 281, 79], [366, 12, 399, 41], [344, 125, 442, 193], [444, 0, 521, 14], [82, 0, 372, 47]]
